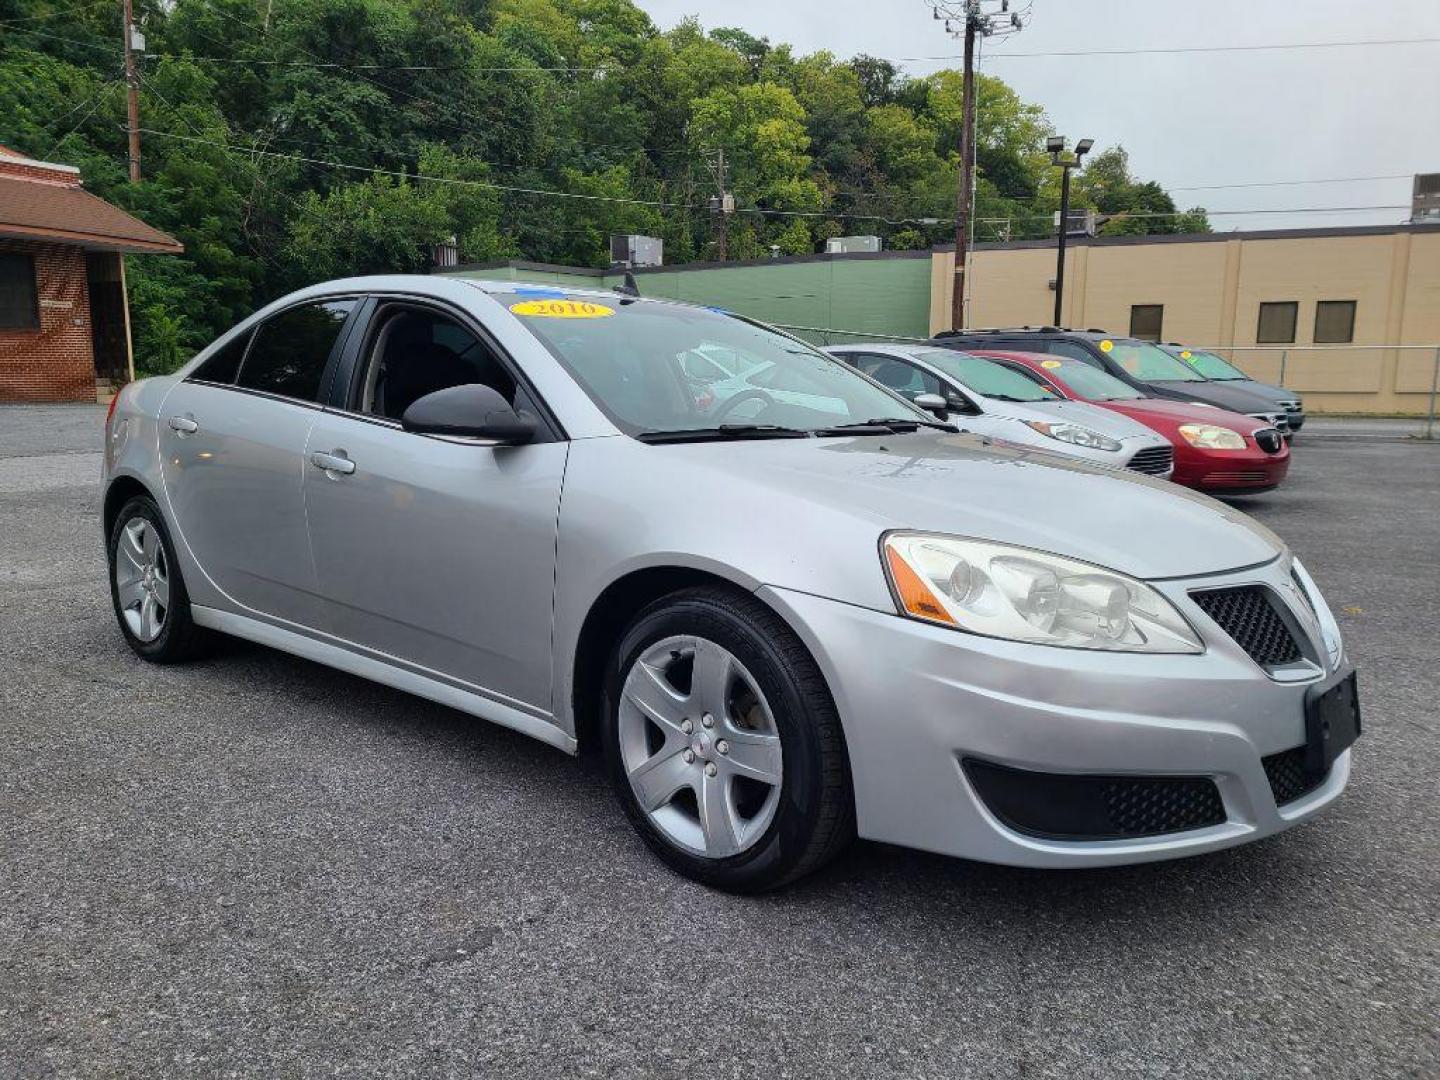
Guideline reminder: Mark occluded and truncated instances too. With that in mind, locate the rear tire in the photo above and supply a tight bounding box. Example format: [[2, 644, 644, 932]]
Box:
[[602, 586, 854, 892], [107, 494, 208, 663]]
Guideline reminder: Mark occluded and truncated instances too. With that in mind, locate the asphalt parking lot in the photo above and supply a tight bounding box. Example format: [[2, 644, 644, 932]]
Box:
[[2, 404, 1437, 1079]]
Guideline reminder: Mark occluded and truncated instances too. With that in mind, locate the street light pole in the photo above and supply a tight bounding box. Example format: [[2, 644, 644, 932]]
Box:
[[1054, 163, 1071, 326], [1048, 136, 1092, 328]]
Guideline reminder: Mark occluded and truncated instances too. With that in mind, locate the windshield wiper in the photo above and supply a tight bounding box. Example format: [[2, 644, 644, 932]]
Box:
[[636, 423, 811, 444], [818, 416, 956, 435]]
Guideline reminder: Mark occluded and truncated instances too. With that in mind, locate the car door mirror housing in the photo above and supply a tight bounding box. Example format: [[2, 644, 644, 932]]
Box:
[[400, 383, 537, 444], [912, 392, 950, 418], [946, 393, 979, 415]]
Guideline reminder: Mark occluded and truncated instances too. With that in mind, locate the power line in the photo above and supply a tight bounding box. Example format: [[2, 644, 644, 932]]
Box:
[[1167, 173, 1414, 193], [46, 71, 124, 155], [144, 53, 606, 73], [136, 127, 687, 207], [0, 0, 111, 25], [2, 26, 115, 52], [974, 204, 1411, 224], [905, 36, 1440, 61]]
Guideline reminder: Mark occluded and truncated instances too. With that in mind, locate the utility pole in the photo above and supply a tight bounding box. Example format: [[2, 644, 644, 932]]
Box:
[[704, 149, 733, 261], [934, 1, 1026, 330], [951, 15, 975, 332], [121, 0, 141, 182]]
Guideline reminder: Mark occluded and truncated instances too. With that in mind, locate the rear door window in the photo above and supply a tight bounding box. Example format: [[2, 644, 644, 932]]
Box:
[[237, 299, 356, 403]]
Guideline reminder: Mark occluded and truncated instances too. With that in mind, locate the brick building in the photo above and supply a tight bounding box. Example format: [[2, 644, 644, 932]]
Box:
[[0, 145, 182, 402]]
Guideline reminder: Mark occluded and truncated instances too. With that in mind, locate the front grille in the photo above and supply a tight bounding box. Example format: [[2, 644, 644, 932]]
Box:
[[1191, 585, 1302, 667], [1201, 470, 1271, 485], [1255, 428, 1284, 453], [963, 759, 1226, 840], [1262, 746, 1326, 805], [1127, 445, 1174, 475]]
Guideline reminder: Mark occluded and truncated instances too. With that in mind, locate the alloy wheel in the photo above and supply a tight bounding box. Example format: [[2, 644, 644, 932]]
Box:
[[114, 517, 169, 643], [618, 635, 784, 859]]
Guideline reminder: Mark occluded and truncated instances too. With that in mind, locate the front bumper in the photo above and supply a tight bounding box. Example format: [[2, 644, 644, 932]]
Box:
[[760, 558, 1350, 868], [1171, 443, 1290, 494]]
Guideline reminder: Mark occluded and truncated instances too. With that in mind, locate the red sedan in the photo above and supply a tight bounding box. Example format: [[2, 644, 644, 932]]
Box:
[[974, 350, 1291, 495]]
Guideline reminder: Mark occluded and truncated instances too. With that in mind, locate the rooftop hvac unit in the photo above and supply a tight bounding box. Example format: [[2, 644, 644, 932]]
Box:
[[1052, 209, 1097, 237], [1411, 173, 1440, 224], [609, 234, 663, 268], [824, 235, 882, 254]]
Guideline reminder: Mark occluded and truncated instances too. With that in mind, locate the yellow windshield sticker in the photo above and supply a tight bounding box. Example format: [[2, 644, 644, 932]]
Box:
[[1180, 350, 1193, 359], [1099, 339, 1114, 353], [509, 299, 615, 319], [1041, 359, 1063, 369]]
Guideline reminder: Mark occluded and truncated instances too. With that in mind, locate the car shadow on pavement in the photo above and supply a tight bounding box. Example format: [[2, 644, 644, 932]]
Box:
[[192, 633, 1344, 940]]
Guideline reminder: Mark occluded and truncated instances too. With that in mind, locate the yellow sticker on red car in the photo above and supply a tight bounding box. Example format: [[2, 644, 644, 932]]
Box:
[[1041, 359, 1063, 369], [509, 299, 615, 319], [1099, 339, 1114, 352]]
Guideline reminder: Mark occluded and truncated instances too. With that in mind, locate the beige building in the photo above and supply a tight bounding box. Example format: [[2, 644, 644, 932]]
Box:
[[929, 224, 1440, 414]]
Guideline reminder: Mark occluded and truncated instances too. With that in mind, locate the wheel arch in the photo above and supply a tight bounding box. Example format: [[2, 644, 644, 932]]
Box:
[[102, 473, 155, 542], [568, 564, 839, 759]]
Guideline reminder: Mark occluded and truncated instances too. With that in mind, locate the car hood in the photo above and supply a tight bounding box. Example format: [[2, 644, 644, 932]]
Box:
[[660, 431, 1285, 580], [1001, 398, 1166, 442], [1096, 397, 1276, 434], [1207, 378, 1297, 405], [1145, 379, 1284, 417]]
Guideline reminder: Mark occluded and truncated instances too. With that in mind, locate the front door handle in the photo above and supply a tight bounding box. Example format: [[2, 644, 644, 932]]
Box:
[[310, 450, 356, 476], [168, 416, 199, 435]]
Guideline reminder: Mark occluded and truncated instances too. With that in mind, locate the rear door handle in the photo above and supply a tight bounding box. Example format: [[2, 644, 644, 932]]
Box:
[[310, 450, 356, 476], [168, 416, 199, 435]]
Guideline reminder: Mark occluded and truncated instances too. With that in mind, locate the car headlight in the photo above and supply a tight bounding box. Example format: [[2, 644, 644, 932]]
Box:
[[1177, 423, 1246, 450], [1022, 419, 1122, 452], [882, 532, 1203, 653]]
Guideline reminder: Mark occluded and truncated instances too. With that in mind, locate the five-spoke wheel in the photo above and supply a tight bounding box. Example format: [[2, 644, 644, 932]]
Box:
[[618, 635, 784, 859], [107, 495, 206, 662], [604, 586, 854, 892], [114, 517, 170, 642]]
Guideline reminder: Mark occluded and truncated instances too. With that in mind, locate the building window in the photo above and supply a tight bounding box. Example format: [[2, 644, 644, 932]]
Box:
[[0, 253, 40, 329], [1314, 300, 1356, 344], [1129, 304, 1164, 342], [1256, 301, 1298, 344]]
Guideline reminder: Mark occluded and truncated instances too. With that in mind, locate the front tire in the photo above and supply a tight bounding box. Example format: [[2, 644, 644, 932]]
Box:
[[602, 586, 853, 892], [107, 494, 208, 663]]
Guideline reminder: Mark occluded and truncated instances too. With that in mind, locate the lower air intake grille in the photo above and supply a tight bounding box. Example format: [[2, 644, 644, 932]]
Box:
[[964, 759, 1226, 840], [1191, 585, 1302, 666], [1262, 746, 1326, 805], [1127, 446, 1174, 475]]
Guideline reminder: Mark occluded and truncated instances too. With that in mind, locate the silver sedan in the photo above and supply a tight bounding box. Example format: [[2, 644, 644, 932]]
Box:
[[102, 276, 1359, 891], [827, 342, 1176, 477]]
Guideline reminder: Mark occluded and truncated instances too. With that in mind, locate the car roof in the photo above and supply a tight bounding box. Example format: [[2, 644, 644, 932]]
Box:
[[965, 348, 1070, 365], [933, 327, 1118, 340]]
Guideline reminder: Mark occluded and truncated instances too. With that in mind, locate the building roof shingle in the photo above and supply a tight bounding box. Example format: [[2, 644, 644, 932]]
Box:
[[0, 173, 183, 254]]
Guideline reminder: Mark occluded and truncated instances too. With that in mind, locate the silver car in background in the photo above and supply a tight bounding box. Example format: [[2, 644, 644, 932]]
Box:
[[827, 342, 1175, 477], [102, 276, 1359, 892]]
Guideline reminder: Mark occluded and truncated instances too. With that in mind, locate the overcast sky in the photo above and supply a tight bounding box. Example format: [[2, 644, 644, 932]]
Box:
[[633, 0, 1440, 231]]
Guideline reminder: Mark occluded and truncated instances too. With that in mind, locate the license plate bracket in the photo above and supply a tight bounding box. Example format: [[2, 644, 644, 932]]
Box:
[[1304, 670, 1361, 776]]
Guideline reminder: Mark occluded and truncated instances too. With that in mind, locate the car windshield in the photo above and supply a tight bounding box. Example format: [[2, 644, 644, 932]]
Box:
[[913, 349, 1058, 402], [498, 291, 927, 436], [1106, 339, 1207, 382], [1172, 348, 1249, 380], [1047, 361, 1145, 401]]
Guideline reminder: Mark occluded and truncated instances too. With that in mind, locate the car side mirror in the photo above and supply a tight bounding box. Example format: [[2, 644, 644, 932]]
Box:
[[912, 392, 950, 419], [946, 392, 979, 415], [401, 383, 537, 444]]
